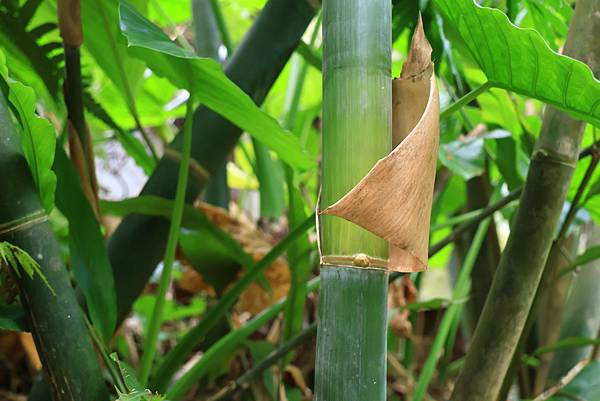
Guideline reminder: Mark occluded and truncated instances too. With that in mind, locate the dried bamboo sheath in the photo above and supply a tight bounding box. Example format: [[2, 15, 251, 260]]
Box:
[[316, 2, 438, 400]]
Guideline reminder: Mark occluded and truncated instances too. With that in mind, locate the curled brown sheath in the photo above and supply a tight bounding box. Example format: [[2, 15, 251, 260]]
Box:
[[322, 17, 440, 272]]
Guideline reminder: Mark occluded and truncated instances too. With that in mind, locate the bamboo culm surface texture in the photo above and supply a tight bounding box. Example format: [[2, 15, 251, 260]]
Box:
[[449, 1, 600, 400], [315, 0, 391, 400], [0, 95, 108, 401]]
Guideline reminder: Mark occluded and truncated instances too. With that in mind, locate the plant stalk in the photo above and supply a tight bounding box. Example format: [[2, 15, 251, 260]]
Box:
[[0, 90, 108, 401], [315, 0, 391, 400], [440, 81, 492, 120], [448, 2, 600, 400], [138, 96, 195, 386]]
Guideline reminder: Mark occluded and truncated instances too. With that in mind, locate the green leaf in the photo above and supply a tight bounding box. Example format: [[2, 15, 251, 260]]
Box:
[[434, 0, 600, 127], [252, 139, 285, 219], [110, 352, 144, 393], [558, 245, 600, 278], [134, 295, 206, 325], [573, 245, 600, 268], [115, 389, 164, 401], [0, 51, 56, 212], [533, 336, 600, 356], [0, 302, 27, 332], [439, 137, 485, 180], [53, 148, 117, 343], [0, 241, 53, 294], [81, 0, 146, 116], [118, 1, 313, 170], [100, 195, 255, 270]]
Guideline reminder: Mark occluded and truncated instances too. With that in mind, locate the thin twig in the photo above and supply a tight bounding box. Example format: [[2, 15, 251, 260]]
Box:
[[428, 188, 521, 256], [532, 359, 588, 401]]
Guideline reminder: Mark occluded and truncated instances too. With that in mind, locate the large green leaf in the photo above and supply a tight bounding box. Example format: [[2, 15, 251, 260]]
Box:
[[0, 51, 56, 212], [100, 195, 255, 270], [434, 0, 600, 127], [0, 301, 27, 332], [81, 0, 146, 116], [53, 148, 117, 343], [118, 1, 312, 170]]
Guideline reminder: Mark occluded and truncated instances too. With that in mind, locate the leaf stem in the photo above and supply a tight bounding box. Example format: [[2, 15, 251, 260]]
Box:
[[413, 216, 492, 401], [440, 81, 492, 120], [138, 95, 195, 386]]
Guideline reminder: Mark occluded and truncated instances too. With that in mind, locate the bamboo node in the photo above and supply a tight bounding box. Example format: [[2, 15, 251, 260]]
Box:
[[353, 253, 371, 267], [0, 210, 48, 238], [531, 149, 578, 168], [164, 148, 211, 185], [320, 254, 388, 270]]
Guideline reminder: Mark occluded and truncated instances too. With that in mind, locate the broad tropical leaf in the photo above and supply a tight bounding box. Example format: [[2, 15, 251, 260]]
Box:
[[81, 0, 146, 115], [434, 0, 600, 127], [118, 1, 313, 170], [0, 51, 56, 212]]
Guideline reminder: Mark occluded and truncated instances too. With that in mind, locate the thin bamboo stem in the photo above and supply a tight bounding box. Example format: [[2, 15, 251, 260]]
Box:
[[282, 14, 321, 345], [209, 0, 233, 54], [138, 96, 195, 386], [440, 82, 492, 120], [413, 217, 492, 401]]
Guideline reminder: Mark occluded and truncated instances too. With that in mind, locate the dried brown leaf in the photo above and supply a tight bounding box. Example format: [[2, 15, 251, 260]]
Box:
[[322, 18, 439, 272]]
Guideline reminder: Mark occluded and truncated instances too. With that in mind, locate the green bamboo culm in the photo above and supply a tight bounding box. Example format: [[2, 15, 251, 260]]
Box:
[[0, 94, 108, 401], [448, 1, 600, 401], [316, 0, 391, 400]]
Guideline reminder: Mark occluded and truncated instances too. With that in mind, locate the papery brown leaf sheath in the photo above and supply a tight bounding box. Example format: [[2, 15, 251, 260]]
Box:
[[57, 0, 83, 46], [322, 17, 439, 272]]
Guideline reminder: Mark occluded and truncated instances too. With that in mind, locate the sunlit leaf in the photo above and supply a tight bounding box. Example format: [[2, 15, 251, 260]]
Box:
[[118, 1, 313, 170], [0, 51, 56, 212], [435, 0, 600, 127]]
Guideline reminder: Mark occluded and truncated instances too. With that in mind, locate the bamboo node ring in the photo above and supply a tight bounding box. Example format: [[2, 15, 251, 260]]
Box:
[[0, 210, 49, 237]]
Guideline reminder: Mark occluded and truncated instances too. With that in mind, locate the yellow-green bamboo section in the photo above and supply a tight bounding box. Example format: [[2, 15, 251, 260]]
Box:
[[315, 0, 391, 400]]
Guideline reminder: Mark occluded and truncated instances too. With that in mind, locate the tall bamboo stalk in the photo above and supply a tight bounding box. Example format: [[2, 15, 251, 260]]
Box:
[[108, 0, 317, 321], [315, 0, 391, 400], [0, 93, 107, 401], [58, 0, 100, 214], [448, 2, 600, 400], [193, 0, 231, 209]]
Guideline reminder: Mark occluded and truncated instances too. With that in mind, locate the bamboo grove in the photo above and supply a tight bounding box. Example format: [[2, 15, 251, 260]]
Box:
[[1, 0, 600, 401]]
